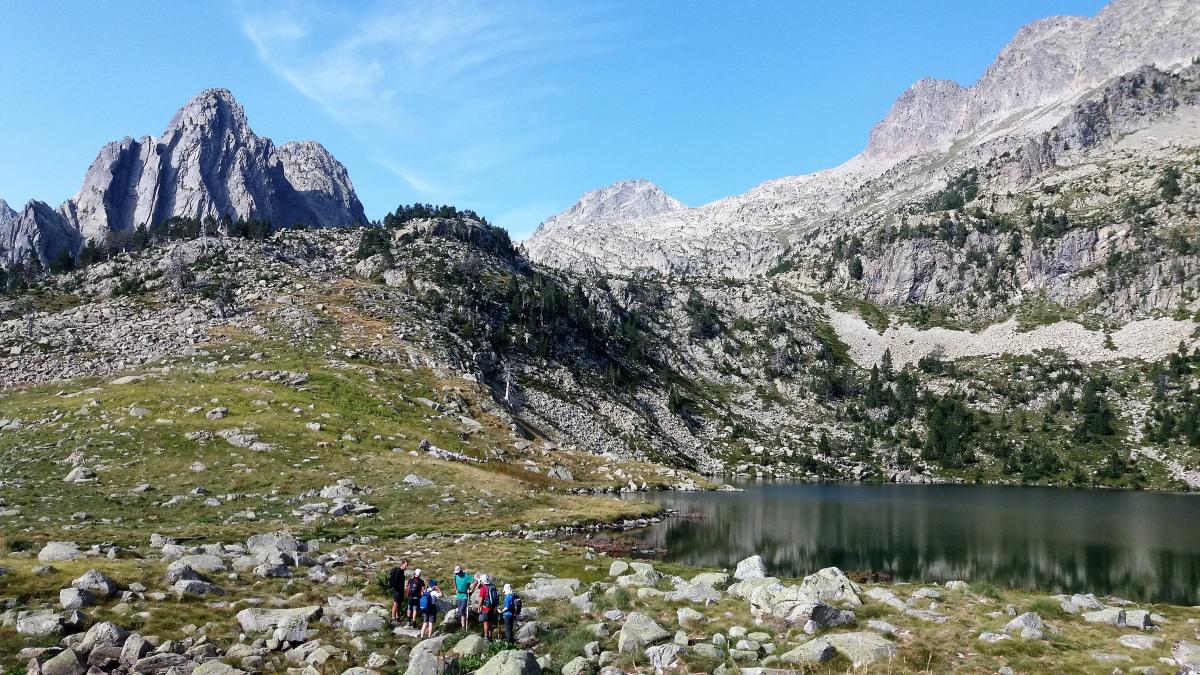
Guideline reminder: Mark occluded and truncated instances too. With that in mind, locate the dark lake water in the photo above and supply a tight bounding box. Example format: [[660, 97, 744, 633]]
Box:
[[621, 481, 1200, 605]]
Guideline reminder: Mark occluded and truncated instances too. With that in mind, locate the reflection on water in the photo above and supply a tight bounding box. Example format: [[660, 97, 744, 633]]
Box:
[[622, 481, 1200, 605]]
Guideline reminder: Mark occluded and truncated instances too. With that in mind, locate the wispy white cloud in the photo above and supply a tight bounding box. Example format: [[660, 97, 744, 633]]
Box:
[[237, 0, 613, 203]]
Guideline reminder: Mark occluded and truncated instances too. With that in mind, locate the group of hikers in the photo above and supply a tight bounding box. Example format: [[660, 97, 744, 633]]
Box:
[[386, 559, 523, 642]]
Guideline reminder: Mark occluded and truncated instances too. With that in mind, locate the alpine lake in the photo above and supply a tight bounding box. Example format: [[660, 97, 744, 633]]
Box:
[[620, 481, 1200, 605]]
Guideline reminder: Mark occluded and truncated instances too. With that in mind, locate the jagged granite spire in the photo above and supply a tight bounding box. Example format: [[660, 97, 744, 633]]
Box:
[[3, 88, 367, 263]]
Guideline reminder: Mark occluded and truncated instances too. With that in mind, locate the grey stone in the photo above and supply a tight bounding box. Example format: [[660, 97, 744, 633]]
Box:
[[345, 612, 385, 632], [1082, 608, 1124, 625], [193, 661, 247, 675], [607, 560, 629, 577], [59, 587, 95, 610], [779, 638, 836, 665], [1173, 640, 1200, 670], [517, 621, 549, 647], [1088, 651, 1132, 663], [824, 632, 897, 668], [40, 649, 86, 675], [63, 467, 96, 483], [78, 621, 130, 652], [451, 634, 488, 657], [797, 567, 862, 606], [235, 606, 322, 633], [120, 635, 151, 666], [17, 609, 63, 636], [1117, 633, 1161, 650], [72, 569, 119, 597], [733, 555, 768, 580], [38, 542, 82, 562], [562, 656, 594, 675], [645, 644, 686, 670], [405, 635, 449, 675], [131, 653, 189, 673], [618, 612, 670, 653], [692, 643, 723, 660], [1004, 612, 1054, 640], [476, 649, 542, 675], [168, 554, 226, 574], [523, 577, 582, 601], [616, 569, 665, 588], [664, 581, 722, 604]]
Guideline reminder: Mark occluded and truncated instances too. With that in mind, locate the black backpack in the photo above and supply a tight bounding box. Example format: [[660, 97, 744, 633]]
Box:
[[511, 593, 523, 617], [408, 577, 424, 597]]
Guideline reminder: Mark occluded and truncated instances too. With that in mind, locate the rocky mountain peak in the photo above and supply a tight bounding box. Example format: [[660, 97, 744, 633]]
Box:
[[864, 0, 1199, 161], [164, 87, 250, 138], [2, 87, 366, 264], [531, 179, 684, 238]]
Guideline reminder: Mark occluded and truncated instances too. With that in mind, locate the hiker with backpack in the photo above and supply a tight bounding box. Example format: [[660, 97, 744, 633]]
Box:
[[477, 574, 499, 639], [452, 564, 476, 631], [420, 579, 443, 638], [406, 568, 426, 628], [501, 583, 522, 645], [387, 559, 410, 623]]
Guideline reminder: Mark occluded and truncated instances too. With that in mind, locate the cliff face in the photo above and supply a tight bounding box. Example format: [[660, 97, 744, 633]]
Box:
[[2, 88, 366, 264]]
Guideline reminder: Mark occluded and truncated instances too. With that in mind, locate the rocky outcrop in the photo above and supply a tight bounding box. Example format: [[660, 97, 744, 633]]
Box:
[[2, 88, 365, 265]]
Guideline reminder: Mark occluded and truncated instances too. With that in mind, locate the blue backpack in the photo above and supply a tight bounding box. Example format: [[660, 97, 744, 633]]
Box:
[[419, 590, 432, 610]]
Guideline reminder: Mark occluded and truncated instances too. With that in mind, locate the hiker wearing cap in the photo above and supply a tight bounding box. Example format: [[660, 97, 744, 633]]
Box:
[[501, 583, 522, 644], [406, 568, 426, 628], [477, 574, 499, 639], [420, 579, 443, 638], [387, 559, 410, 623], [452, 564, 476, 630]]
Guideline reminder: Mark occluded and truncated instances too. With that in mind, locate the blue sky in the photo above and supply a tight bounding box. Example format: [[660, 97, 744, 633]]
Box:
[[0, 0, 1107, 238]]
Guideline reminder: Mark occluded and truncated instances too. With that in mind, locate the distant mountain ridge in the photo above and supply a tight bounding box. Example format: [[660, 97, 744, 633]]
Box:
[[530, 178, 685, 238], [525, 0, 1200, 278], [1, 88, 365, 265]]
